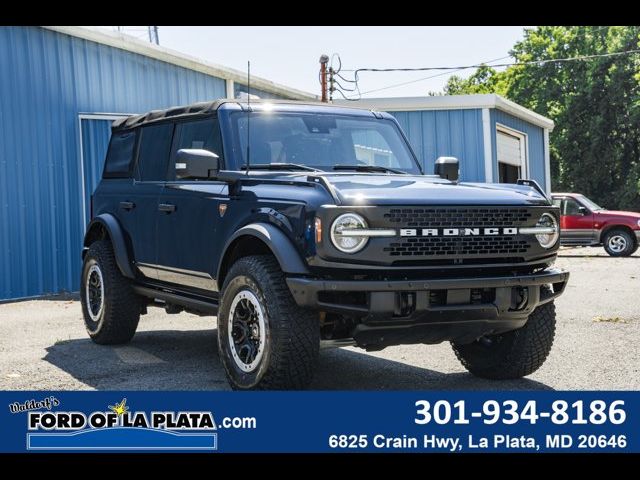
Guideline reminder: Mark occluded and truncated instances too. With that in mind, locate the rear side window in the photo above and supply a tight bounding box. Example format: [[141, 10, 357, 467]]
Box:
[[104, 131, 136, 177], [170, 118, 223, 180], [136, 123, 174, 181]]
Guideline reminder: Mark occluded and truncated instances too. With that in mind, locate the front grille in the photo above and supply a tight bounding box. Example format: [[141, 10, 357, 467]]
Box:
[[384, 235, 531, 257], [376, 207, 539, 264], [383, 208, 532, 227]]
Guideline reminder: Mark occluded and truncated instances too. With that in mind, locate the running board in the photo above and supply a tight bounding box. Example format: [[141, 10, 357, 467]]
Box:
[[132, 285, 219, 315]]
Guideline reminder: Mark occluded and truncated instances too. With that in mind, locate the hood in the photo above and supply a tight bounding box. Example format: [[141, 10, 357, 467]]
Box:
[[596, 209, 640, 219], [319, 174, 550, 206]]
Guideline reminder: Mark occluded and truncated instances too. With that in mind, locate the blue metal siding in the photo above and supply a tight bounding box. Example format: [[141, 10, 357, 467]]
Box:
[[234, 82, 290, 100], [390, 109, 485, 181], [491, 110, 546, 187], [0, 26, 226, 300]]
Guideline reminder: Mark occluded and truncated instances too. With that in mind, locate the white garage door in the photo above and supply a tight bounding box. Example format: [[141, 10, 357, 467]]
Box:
[[497, 130, 524, 183], [497, 131, 522, 167]]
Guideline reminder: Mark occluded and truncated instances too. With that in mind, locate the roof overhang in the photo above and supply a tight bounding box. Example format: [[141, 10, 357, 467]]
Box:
[[43, 26, 317, 101], [335, 94, 554, 130]]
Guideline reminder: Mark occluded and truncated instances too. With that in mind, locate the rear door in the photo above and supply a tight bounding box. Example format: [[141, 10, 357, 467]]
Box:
[[155, 117, 226, 293], [95, 128, 139, 271], [129, 122, 175, 279]]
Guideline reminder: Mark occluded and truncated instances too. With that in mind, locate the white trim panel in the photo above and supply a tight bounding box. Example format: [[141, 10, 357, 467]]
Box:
[[335, 94, 554, 130], [78, 113, 134, 121], [543, 128, 551, 193], [44, 26, 316, 101], [225, 79, 235, 99], [481, 108, 494, 183]]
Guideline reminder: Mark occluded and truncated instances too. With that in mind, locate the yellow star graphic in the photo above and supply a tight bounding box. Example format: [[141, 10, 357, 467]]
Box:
[[108, 398, 128, 416]]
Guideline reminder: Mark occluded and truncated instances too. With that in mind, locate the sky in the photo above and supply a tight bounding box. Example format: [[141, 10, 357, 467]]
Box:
[[101, 26, 529, 98]]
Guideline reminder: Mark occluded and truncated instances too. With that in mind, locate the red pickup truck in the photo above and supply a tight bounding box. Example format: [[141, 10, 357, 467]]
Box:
[[552, 193, 640, 256]]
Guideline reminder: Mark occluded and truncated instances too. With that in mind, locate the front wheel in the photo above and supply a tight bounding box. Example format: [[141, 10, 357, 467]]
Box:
[[603, 229, 636, 257], [217, 255, 319, 390], [451, 300, 556, 380]]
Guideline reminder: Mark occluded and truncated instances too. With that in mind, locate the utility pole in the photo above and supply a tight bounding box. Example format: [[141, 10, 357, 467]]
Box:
[[319, 54, 329, 102]]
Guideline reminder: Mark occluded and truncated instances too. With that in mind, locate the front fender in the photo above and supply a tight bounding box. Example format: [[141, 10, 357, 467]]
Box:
[[218, 223, 310, 280], [83, 214, 135, 279]]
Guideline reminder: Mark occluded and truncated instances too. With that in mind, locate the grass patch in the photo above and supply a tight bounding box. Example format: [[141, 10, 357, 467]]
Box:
[[592, 315, 629, 324]]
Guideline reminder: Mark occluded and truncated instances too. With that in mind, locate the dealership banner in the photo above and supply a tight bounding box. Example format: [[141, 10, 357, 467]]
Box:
[[1, 391, 637, 453]]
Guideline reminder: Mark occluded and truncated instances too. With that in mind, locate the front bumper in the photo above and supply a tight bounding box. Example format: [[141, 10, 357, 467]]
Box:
[[286, 267, 569, 348]]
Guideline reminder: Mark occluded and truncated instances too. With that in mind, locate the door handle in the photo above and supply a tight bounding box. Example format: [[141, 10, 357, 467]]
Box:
[[119, 201, 135, 211], [158, 203, 176, 213]]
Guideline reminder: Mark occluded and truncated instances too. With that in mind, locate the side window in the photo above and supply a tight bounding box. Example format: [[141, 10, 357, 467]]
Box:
[[563, 198, 582, 216], [552, 198, 562, 209], [136, 123, 174, 181], [103, 130, 136, 177], [171, 118, 223, 180]]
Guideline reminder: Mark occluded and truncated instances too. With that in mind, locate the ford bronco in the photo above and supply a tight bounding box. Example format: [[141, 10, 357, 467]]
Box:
[[81, 99, 569, 389]]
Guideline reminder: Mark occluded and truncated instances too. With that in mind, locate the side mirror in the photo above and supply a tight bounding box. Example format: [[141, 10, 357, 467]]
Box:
[[434, 156, 459, 182], [578, 206, 588, 215], [176, 149, 219, 179]]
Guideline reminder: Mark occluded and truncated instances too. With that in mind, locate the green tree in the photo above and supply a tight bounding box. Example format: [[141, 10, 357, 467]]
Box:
[[444, 65, 509, 96], [443, 26, 640, 210]]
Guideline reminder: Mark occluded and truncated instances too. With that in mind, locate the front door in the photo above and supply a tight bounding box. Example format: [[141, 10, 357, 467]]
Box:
[[559, 197, 595, 244], [155, 117, 227, 294]]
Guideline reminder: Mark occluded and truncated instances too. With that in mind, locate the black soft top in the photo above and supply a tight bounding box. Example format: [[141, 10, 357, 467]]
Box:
[[110, 98, 372, 132], [111, 99, 228, 131]]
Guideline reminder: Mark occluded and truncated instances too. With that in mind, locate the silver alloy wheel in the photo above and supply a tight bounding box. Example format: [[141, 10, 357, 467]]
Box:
[[608, 234, 628, 253], [86, 264, 105, 322], [228, 290, 266, 373]]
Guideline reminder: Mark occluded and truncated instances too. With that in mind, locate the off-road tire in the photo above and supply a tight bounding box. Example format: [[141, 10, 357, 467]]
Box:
[[451, 299, 556, 380], [603, 229, 636, 257], [80, 239, 141, 344], [217, 255, 319, 390]]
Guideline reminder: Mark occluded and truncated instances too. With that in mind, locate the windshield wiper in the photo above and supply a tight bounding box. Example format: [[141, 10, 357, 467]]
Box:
[[332, 165, 408, 174], [241, 163, 321, 172]]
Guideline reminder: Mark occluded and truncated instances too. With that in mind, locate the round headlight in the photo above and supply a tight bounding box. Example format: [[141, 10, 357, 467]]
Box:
[[637, 219, 640, 228], [330, 213, 368, 253], [535, 213, 559, 249]]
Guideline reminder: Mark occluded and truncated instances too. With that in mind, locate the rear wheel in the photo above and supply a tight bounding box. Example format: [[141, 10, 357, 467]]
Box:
[[80, 240, 142, 344], [451, 299, 556, 380], [217, 255, 319, 390], [603, 229, 635, 257]]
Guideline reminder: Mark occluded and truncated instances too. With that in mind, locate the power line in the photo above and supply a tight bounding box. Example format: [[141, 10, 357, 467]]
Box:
[[356, 55, 511, 96], [338, 48, 640, 99], [344, 49, 640, 74]]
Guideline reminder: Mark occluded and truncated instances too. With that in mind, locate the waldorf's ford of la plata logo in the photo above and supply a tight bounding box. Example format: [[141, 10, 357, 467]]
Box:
[[399, 227, 519, 237], [26, 398, 218, 451]]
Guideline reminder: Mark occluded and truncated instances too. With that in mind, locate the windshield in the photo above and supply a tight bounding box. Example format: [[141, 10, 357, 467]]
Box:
[[228, 111, 421, 174], [577, 195, 603, 211]]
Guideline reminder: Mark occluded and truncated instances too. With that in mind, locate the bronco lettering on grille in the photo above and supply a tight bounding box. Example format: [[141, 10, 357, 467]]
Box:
[[399, 227, 519, 237]]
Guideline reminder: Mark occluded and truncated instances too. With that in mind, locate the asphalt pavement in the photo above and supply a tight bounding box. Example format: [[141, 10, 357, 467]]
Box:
[[1, 246, 638, 390]]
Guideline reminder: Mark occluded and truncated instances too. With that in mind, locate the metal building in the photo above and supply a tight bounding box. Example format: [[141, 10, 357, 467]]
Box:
[[0, 26, 311, 301], [338, 96, 554, 190], [0, 26, 554, 302]]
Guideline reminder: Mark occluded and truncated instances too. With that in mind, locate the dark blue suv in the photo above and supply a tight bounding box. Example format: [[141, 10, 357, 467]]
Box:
[[81, 99, 569, 390]]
